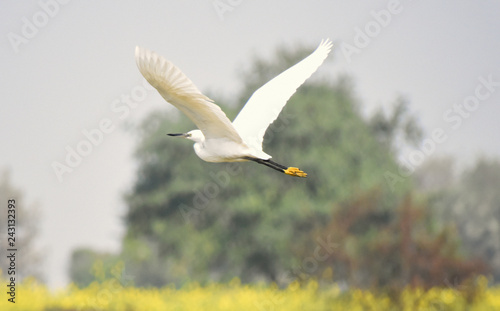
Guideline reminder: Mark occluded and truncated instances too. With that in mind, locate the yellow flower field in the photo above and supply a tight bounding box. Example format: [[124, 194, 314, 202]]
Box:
[[2, 277, 500, 311]]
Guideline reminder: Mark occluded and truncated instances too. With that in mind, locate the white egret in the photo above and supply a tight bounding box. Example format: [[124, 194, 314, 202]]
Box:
[[135, 39, 332, 177]]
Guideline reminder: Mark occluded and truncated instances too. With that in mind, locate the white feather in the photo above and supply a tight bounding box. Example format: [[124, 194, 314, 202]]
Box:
[[135, 46, 243, 143], [232, 39, 333, 152], [134, 39, 332, 169]]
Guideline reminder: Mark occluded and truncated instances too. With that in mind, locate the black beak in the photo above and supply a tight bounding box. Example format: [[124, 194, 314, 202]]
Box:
[[167, 133, 184, 137]]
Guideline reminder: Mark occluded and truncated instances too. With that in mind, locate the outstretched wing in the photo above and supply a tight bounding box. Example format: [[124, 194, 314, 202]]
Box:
[[135, 46, 242, 143], [232, 39, 333, 152]]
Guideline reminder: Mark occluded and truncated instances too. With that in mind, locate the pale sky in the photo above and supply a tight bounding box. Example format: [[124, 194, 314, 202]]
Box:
[[1, 1, 499, 288]]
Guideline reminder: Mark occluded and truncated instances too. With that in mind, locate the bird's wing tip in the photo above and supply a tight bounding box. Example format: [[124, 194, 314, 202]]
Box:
[[134, 46, 144, 61], [319, 38, 333, 51], [135, 46, 148, 59]]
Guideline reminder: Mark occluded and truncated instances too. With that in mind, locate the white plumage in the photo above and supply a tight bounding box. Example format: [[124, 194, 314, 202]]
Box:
[[135, 39, 333, 177]]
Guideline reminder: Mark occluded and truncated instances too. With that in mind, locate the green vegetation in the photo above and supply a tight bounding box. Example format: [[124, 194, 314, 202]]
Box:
[[2, 274, 499, 311], [67, 43, 496, 295]]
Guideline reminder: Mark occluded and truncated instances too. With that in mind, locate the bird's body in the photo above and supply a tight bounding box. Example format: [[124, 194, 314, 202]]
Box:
[[188, 130, 254, 163], [135, 39, 333, 177]]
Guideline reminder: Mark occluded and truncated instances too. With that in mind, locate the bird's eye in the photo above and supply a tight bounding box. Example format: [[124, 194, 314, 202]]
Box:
[[186, 133, 192, 137]]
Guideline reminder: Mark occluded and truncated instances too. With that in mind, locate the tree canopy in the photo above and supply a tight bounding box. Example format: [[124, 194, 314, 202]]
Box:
[[120, 44, 412, 287], [70, 43, 490, 290]]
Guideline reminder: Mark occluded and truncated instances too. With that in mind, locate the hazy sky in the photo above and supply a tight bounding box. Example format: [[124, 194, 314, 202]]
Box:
[[1, 1, 499, 289]]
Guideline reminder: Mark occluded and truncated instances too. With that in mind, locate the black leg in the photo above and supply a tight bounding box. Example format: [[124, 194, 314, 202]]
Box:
[[244, 157, 284, 173], [242, 157, 307, 178], [265, 159, 288, 170]]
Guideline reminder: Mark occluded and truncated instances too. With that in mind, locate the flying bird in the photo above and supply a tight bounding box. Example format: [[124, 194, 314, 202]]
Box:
[[135, 39, 332, 177]]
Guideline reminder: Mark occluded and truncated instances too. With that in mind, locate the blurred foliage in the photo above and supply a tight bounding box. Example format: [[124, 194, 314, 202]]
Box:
[[368, 97, 423, 154], [120, 45, 412, 287], [298, 192, 487, 290], [2, 274, 499, 311], [69, 248, 122, 288], [416, 157, 500, 282], [69, 43, 493, 292]]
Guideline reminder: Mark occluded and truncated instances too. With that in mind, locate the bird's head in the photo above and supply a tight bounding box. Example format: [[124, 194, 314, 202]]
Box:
[[167, 129, 204, 143]]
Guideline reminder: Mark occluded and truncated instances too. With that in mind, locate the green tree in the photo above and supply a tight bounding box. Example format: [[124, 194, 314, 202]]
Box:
[[368, 97, 423, 155], [422, 157, 500, 282], [300, 191, 486, 290], [121, 43, 410, 287], [413, 156, 456, 193], [69, 248, 121, 287]]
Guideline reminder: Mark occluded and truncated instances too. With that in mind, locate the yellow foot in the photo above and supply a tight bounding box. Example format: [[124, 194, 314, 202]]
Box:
[[284, 167, 307, 178]]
